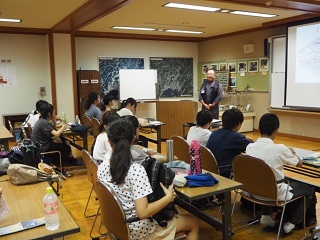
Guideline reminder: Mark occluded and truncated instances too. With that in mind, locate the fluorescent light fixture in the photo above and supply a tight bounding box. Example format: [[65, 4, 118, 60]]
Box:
[[230, 10, 276, 18], [164, 3, 220, 12], [112, 26, 155, 31], [0, 18, 21, 23], [165, 29, 203, 34]]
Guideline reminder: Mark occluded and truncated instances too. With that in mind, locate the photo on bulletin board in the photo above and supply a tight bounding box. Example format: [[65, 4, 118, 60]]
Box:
[[228, 62, 236, 73], [202, 78, 207, 83], [248, 60, 258, 72], [219, 63, 227, 71], [230, 77, 237, 87], [210, 63, 218, 71], [259, 58, 269, 71], [202, 64, 209, 74], [238, 61, 247, 72]]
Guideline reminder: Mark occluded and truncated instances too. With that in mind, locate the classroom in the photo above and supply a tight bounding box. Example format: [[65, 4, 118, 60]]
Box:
[[1, 1, 320, 239]]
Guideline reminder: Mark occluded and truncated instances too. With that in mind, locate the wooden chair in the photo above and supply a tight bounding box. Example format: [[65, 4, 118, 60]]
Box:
[[170, 135, 190, 164], [232, 155, 306, 240], [95, 180, 187, 240], [82, 114, 93, 133], [27, 122, 33, 136], [82, 149, 95, 218], [200, 145, 219, 174], [91, 117, 100, 153], [8, 119, 20, 143]]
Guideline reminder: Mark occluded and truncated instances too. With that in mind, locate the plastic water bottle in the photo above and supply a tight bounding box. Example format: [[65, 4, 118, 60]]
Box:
[[61, 112, 66, 123], [75, 115, 80, 125], [43, 187, 59, 230]]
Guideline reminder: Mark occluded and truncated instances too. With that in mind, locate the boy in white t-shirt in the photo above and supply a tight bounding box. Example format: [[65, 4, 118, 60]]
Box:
[[246, 113, 317, 234], [186, 110, 213, 146]]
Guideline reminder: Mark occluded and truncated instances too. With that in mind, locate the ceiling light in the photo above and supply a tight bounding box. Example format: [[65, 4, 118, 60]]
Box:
[[164, 3, 220, 12], [221, 9, 230, 13], [165, 29, 203, 34], [0, 18, 21, 23], [230, 10, 276, 18], [112, 26, 155, 31]]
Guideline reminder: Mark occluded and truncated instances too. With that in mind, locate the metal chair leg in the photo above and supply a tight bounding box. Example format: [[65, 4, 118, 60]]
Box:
[[84, 185, 96, 218]]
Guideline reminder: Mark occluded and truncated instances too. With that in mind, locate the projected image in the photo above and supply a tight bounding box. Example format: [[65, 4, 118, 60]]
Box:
[[296, 23, 320, 83]]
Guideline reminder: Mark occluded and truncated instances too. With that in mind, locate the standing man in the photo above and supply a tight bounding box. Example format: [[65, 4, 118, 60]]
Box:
[[199, 69, 223, 119]]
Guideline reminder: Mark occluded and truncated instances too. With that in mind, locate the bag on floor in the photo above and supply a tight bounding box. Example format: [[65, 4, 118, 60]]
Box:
[[7, 164, 60, 185]]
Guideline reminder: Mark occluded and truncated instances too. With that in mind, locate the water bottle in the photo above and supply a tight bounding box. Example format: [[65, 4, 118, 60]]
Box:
[[61, 112, 66, 123], [43, 187, 59, 230], [188, 140, 202, 175], [75, 115, 80, 125], [166, 139, 174, 162]]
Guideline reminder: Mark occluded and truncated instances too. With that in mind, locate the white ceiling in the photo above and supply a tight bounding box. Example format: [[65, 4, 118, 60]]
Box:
[[0, 0, 320, 40]]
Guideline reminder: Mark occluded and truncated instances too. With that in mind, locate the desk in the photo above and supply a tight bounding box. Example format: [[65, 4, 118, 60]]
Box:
[[0, 125, 13, 150], [0, 180, 80, 239], [62, 129, 88, 151], [140, 122, 164, 153], [175, 173, 243, 240]]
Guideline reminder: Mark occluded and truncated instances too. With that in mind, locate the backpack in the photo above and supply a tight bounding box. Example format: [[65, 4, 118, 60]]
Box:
[[15, 139, 41, 168], [141, 156, 177, 227]]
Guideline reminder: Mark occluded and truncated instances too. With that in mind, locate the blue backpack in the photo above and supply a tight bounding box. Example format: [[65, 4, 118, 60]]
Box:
[[141, 156, 177, 227]]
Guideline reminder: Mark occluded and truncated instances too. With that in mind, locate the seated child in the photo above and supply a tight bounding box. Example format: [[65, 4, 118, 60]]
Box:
[[246, 113, 317, 233], [186, 110, 213, 146]]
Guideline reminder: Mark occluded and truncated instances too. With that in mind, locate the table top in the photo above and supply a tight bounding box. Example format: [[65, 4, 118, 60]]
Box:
[[0, 180, 79, 239], [0, 125, 13, 139], [175, 173, 243, 201], [284, 164, 320, 189]]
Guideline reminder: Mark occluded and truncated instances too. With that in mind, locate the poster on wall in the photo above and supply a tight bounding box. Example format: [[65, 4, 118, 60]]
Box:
[[0, 63, 18, 87], [98, 57, 144, 99], [150, 57, 193, 98]]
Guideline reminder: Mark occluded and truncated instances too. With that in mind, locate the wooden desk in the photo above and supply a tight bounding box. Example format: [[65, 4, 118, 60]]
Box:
[[0, 180, 80, 239], [175, 173, 243, 240], [0, 125, 13, 150], [140, 122, 165, 153]]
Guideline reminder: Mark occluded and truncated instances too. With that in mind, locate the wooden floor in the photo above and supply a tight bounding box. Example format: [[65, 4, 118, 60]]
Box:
[[37, 131, 320, 240]]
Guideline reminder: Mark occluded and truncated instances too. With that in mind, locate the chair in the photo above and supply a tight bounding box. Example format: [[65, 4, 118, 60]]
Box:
[[170, 135, 190, 164], [91, 117, 100, 153], [82, 114, 93, 133], [8, 119, 21, 143], [232, 155, 306, 240], [200, 145, 219, 174], [21, 126, 28, 139], [82, 149, 95, 218], [27, 122, 33, 136], [89, 159, 106, 238], [95, 180, 187, 240]]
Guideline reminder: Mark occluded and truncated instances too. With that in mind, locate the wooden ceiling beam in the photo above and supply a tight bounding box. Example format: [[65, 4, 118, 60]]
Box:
[[51, 0, 134, 33], [0, 27, 49, 35]]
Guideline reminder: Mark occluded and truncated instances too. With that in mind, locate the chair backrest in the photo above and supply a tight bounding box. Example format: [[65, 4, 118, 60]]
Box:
[[95, 180, 130, 240], [233, 155, 278, 200], [89, 160, 99, 188], [21, 127, 28, 139], [27, 122, 33, 135], [91, 117, 100, 138], [170, 135, 190, 164], [82, 150, 94, 184], [200, 145, 220, 174], [8, 120, 14, 135], [82, 114, 92, 127]]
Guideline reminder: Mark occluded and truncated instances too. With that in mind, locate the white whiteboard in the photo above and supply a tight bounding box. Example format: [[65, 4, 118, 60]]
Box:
[[119, 69, 157, 101], [270, 36, 286, 108]]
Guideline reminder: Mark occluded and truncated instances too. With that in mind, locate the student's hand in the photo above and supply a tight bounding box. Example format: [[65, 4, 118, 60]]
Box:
[[160, 182, 176, 202]]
